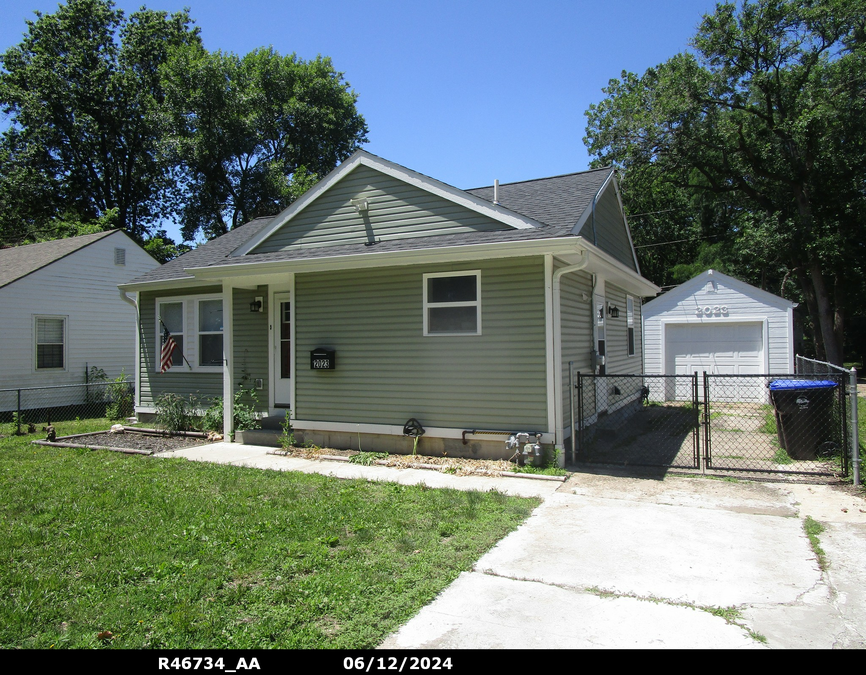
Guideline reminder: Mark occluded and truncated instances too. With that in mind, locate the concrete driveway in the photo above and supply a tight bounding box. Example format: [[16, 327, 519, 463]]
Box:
[[380, 470, 866, 649], [164, 444, 865, 649]]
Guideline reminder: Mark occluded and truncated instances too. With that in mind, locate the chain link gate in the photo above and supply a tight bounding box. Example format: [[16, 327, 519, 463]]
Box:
[[572, 372, 701, 469], [702, 373, 848, 480]]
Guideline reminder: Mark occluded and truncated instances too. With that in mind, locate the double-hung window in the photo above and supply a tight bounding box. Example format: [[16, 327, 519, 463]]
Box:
[[156, 295, 223, 371], [423, 271, 481, 336], [35, 316, 66, 370]]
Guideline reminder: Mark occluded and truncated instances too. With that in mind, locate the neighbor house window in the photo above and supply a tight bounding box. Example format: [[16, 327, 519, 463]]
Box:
[[35, 316, 65, 370], [423, 271, 481, 335], [155, 295, 223, 371], [627, 296, 635, 357]]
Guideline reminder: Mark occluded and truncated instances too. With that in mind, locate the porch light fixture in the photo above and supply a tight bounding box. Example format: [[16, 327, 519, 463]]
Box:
[[607, 304, 620, 318], [250, 297, 263, 313]]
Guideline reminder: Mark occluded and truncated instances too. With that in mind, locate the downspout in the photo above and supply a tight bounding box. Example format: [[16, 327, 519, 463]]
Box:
[[119, 290, 141, 412], [552, 250, 590, 458]]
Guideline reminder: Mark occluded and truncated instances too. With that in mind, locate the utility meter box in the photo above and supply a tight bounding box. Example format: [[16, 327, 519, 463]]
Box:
[[310, 348, 336, 370]]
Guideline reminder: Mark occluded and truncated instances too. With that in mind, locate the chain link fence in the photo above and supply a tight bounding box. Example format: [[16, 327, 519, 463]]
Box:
[[570, 363, 857, 483], [0, 379, 134, 434]]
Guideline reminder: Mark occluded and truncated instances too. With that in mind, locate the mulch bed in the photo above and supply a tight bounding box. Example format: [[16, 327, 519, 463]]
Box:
[[33, 429, 209, 455]]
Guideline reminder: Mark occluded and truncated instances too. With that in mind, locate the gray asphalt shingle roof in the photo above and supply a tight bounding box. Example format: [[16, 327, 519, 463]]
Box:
[[0, 230, 117, 289], [124, 163, 614, 286]]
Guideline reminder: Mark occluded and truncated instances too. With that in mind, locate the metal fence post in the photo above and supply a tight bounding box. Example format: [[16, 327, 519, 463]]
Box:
[[16, 389, 21, 436], [850, 368, 860, 486]]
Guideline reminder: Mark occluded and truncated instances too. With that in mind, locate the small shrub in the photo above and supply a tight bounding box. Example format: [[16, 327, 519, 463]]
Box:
[[155, 393, 192, 433], [279, 411, 295, 448], [105, 371, 133, 421], [232, 388, 260, 432], [201, 398, 223, 433]]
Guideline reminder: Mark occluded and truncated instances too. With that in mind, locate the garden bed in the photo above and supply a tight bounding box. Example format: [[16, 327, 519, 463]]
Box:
[[32, 427, 209, 455]]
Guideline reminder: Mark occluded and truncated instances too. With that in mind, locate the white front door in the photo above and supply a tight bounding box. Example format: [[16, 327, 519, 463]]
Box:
[[273, 292, 292, 408]]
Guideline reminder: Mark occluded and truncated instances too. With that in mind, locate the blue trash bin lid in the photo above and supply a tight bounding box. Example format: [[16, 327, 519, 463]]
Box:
[[768, 379, 838, 390]]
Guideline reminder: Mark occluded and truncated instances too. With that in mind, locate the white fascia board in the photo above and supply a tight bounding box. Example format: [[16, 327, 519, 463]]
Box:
[[290, 419, 555, 445], [231, 150, 546, 257], [184, 237, 590, 280]]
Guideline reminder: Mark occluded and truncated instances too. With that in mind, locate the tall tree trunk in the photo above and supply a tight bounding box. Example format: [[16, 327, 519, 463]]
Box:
[[796, 267, 825, 361], [810, 256, 843, 365]]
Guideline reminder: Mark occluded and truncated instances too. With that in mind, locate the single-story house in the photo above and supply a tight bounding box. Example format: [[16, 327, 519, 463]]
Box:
[[120, 150, 659, 458], [0, 230, 160, 410], [642, 269, 796, 401]]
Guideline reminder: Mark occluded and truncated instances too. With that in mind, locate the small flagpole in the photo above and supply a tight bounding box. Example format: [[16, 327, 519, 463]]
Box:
[[159, 318, 193, 370]]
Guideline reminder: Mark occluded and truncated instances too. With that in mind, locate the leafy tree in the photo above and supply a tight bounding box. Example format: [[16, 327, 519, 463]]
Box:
[[0, 0, 201, 243], [162, 46, 369, 240], [143, 230, 191, 264], [585, 0, 866, 364]]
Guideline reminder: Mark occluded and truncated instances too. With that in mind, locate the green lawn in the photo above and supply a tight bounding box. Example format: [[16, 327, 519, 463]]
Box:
[[0, 425, 539, 649]]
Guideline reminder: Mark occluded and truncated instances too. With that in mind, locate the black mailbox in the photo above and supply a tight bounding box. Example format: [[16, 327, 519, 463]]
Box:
[[310, 348, 335, 370]]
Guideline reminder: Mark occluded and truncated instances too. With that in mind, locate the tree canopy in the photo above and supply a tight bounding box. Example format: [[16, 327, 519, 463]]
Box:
[[162, 46, 368, 241], [0, 0, 368, 252], [584, 0, 866, 364]]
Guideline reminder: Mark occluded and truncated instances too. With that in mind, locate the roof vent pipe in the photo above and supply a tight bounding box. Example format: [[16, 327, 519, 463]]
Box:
[[493, 179, 500, 205]]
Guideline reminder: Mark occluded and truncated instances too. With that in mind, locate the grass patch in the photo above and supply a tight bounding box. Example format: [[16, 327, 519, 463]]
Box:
[[347, 451, 388, 466], [0, 431, 539, 649], [758, 405, 777, 435], [803, 516, 827, 570], [772, 447, 794, 465], [510, 449, 567, 476]]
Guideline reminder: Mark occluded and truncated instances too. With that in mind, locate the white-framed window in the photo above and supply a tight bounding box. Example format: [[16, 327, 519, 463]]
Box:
[[35, 315, 66, 370], [627, 295, 635, 357], [423, 271, 481, 336], [155, 294, 223, 372]]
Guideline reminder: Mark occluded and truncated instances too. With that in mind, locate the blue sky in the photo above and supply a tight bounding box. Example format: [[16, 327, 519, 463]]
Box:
[[1, 0, 719, 241]]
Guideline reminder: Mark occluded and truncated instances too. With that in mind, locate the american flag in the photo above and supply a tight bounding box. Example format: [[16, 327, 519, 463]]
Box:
[[160, 328, 178, 373]]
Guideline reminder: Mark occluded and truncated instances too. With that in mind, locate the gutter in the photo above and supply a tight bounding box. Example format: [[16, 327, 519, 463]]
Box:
[[119, 290, 141, 411], [552, 250, 590, 453]]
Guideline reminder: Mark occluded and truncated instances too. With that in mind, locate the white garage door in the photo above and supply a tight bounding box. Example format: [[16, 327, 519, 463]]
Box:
[[665, 322, 765, 401]]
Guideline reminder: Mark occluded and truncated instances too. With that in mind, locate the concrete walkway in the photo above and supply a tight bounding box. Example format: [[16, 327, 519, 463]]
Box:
[[162, 443, 866, 649]]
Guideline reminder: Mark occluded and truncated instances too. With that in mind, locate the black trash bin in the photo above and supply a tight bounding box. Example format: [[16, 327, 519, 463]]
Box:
[[768, 379, 839, 460]]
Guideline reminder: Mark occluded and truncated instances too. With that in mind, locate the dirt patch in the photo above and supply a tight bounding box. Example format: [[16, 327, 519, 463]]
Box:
[[272, 445, 540, 478], [40, 430, 209, 454]]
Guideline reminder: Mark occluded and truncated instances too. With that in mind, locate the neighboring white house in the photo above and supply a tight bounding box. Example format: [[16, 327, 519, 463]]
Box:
[[642, 269, 796, 401], [0, 231, 159, 410]]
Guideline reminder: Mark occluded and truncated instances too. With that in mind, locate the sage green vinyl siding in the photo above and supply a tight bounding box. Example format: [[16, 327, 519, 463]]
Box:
[[604, 283, 642, 374], [251, 165, 509, 254], [577, 186, 637, 271], [232, 286, 269, 413], [294, 256, 548, 431], [138, 286, 223, 408], [558, 264, 594, 437]]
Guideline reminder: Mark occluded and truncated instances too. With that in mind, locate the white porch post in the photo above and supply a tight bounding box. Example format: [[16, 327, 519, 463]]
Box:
[[223, 283, 234, 440]]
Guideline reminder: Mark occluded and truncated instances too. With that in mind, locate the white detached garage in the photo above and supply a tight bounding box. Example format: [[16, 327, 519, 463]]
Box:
[[643, 270, 795, 400]]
